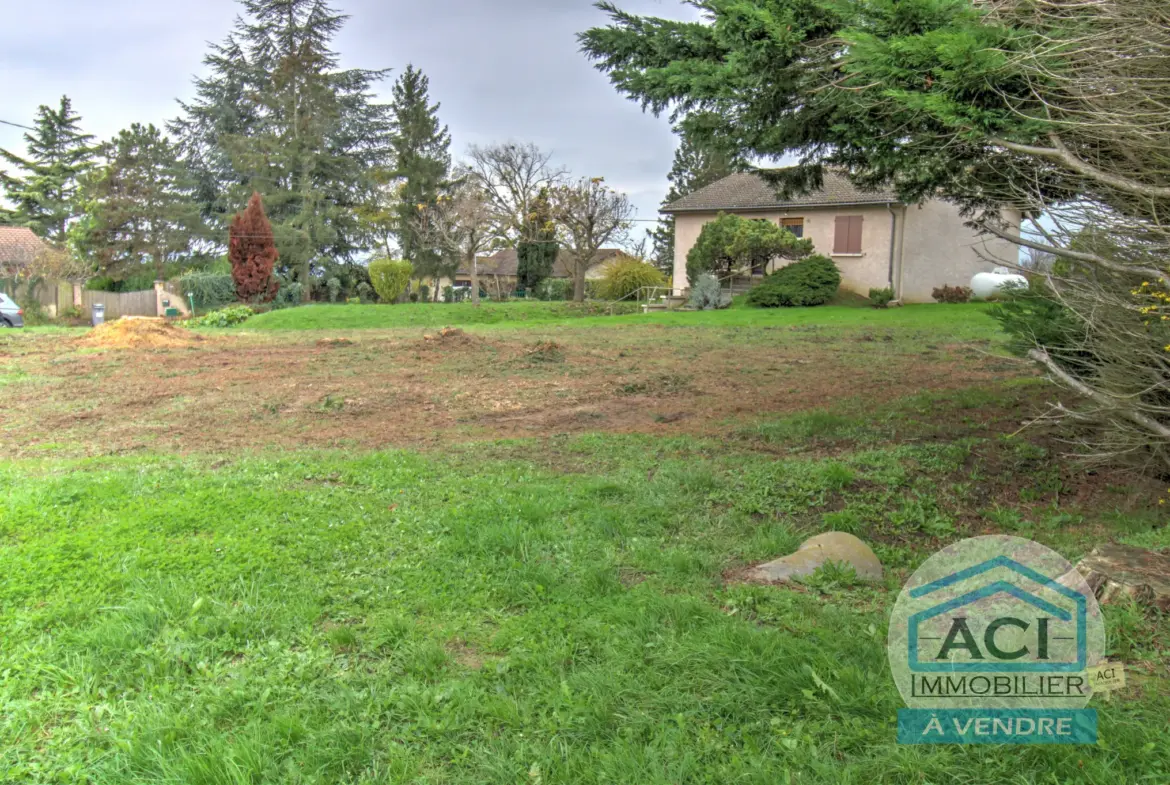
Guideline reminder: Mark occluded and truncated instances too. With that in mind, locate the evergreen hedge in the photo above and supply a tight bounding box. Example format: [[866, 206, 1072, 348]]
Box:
[[745, 255, 841, 308]]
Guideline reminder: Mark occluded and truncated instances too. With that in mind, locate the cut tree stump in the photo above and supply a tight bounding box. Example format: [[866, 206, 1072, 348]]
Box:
[[1075, 544, 1170, 612]]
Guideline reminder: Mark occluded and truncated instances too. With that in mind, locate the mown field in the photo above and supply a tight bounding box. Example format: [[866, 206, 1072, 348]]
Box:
[[1, 303, 1167, 783]]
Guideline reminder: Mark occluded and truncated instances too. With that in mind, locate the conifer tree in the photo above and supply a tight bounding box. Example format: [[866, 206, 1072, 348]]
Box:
[[0, 96, 96, 242], [229, 192, 279, 301], [172, 0, 392, 296], [72, 124, 206, 280], [386, 65, 451, 277], [649, 119, 746, 272], [517, 187, 558, 290]]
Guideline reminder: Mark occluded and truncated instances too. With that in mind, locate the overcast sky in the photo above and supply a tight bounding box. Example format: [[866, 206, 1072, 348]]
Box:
[[0, 0, 701, 243]]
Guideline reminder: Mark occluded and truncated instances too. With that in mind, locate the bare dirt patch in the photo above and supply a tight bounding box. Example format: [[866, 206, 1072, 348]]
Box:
[[3, 323, 1026, 457]]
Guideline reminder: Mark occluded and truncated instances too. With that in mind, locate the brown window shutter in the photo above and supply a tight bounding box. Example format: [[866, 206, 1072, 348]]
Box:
[[834, 217, 849, 254], [849, 216, 864, 253], [834, 216, 863, 254]]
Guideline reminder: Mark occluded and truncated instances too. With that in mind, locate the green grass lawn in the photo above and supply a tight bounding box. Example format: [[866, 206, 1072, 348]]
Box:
[[2, 304, 1168, 783], [2, 409, 1168, 783], [245, 300, 642, 330], [244, 299, 999, 340]]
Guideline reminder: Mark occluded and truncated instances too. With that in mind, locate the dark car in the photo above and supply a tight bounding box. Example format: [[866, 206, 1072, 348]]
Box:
[[0, 292, 24, 327]]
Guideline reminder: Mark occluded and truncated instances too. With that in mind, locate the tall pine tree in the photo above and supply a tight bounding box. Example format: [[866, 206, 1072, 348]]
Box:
[[0, 96, 96, 242], [172, 0, 392, 295], [649, 120, 746, 272], [72, 124, 207, 280], [386, 65, 451, 277]]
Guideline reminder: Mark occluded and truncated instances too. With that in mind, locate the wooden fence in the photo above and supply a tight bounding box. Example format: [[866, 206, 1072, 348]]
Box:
[[79, 288, 157, 320], [1, 278, 159, 319]]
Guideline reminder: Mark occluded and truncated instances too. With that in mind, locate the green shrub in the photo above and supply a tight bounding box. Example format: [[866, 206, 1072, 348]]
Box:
[[87, 270, 159, 293], [409, 292, 419, 303], [14, 298, 49, 326], [178, 271, 238, 311], [537, 278, 572, 301], [85, 275, 117, 292], [686, 212, 814, 283], [688, 274, 732, 310], [326, 277, 342, 303], [868, 287, 895, 308], [186, 305, 255, 328], [418, 283, 430, 302], [59, 304, 84, 321], [988, 278, 1093, 375], [596, 255, 667, 300], [368, 259, 413, 303], [442, 285, 454, 303], [746, 255, 841, 308], [932, 285, 973, 304], [346, 297, 360, 305], [356, 282, 373, 303], [273, 281, 304, 309]]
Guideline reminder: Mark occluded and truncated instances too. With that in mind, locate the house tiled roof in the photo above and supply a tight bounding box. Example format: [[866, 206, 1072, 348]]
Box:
[[662, 170, 898, 213], [0, 226, 49, 270], [459, 248, 624, 278]]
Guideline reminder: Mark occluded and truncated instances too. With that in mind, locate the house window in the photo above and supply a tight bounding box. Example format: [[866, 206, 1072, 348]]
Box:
[[833, 216, 864, 255], [781, 217, 804, 238]]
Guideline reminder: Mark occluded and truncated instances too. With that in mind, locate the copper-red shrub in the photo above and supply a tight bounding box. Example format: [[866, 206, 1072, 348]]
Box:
[[229, 192, 279, 302]]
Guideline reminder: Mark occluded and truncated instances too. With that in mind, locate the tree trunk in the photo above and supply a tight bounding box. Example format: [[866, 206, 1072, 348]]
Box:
[[469, 250, 480, 306], [573, 263, 587, 303]]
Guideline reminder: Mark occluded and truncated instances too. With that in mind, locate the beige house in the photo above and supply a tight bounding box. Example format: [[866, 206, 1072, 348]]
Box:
[[664, 171, 1020, 303]]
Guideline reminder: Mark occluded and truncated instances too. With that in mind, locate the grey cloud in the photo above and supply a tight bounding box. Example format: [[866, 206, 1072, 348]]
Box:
[[1, 0, 700, 239]]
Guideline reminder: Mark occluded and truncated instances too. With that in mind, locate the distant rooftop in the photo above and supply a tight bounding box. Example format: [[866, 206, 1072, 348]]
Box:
[[0, 226, 49, 270]]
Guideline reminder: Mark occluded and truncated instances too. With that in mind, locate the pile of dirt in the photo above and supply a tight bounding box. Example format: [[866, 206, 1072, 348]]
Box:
[[78, 317, 203, 349], [525, 341, 565, 364], [421, 327, 475, 346], [317, 338, 355, 348]]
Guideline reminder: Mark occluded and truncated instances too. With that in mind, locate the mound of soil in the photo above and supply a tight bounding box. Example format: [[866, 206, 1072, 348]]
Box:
[[421, 327, 475, 347], [525, 341, 565, 363], [79, 317, 202, 349]]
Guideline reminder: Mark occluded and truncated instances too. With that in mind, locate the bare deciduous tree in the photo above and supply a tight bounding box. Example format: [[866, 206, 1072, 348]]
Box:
[[466, 142, 566, 244], [26, 244, 91, 283], [552, 177, 634, 302], [414, 170, 494, 305]]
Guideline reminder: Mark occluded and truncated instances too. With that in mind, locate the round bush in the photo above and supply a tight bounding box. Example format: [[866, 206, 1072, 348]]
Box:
[[368, 259, 414, 304], [597, 255, 667, 300], [746, 255, 841, 308]]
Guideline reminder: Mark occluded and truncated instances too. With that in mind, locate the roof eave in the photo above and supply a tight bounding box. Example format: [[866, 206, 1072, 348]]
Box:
[[662, 199, 901, 215]]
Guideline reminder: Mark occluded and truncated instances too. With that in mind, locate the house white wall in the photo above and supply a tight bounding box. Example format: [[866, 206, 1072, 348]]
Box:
[[671, 200, 1020, 303]]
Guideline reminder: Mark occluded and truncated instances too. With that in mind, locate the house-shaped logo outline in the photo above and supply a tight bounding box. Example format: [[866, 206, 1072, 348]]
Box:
[[907, 556, 1087, 673]]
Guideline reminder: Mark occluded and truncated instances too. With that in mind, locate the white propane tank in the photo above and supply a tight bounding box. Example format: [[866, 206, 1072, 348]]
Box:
[[971, 266, 1028, 300]]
